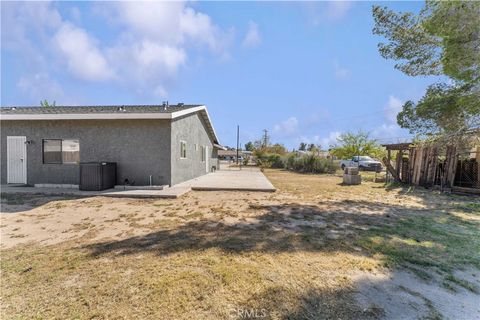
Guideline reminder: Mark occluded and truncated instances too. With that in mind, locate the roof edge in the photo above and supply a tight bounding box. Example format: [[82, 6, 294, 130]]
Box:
[[0, 104, 221, 145]]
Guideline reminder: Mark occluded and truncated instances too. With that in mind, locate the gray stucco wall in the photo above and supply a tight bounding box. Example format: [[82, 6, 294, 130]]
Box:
[[170, 113, 218, 185], [0, 119, 171, 186]]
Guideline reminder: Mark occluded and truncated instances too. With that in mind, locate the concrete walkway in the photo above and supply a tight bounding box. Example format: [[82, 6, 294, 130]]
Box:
[[0, 166, 275, 199], [176, 166, 276, 192]]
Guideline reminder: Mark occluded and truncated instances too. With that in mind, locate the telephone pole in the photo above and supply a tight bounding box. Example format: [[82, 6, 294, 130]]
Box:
[[262, 129, 269, 148], [236, 125, 240, 165]]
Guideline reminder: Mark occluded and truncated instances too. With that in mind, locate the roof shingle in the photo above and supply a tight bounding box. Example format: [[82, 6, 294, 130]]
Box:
[[0, 104, 201, 114]]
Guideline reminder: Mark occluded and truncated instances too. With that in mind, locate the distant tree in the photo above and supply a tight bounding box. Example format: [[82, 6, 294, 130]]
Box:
[[307, 144, 322, 155], [267, 143, 287, 155], [372, 1, 480, 144], [40, 99, 55, 107], [331, 131, 385, 160], [244, 141, 255, 151], [299, 142, 307, 151]]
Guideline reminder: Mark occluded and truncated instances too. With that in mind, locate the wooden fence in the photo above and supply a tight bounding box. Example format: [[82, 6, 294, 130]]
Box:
[[382, 143, 479, 190]]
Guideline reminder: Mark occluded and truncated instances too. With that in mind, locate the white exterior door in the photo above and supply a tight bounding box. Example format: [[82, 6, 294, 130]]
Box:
[[205, 146, 209, 173], [7, 136, 27, 184]]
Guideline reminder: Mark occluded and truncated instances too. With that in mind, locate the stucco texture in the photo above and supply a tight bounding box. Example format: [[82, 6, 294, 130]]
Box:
[[170, 113, 218, 185], [1, 119, 171, 186]]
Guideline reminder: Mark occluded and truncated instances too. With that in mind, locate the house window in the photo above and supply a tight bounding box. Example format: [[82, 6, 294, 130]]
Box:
[[43, 139, 80, 164], [201, 146, 206, 162], [180, 141, 187, 159], [62, 139, 80, 164]]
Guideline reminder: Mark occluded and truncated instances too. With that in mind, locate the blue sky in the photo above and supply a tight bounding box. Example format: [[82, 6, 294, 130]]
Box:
[[1, 1, 438, 149]]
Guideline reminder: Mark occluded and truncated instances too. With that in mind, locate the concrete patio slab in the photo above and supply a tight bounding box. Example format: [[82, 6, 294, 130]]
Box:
[[176, 166, 276, 192], [0, 166, 275, 199], [0, 185, 190, 199]]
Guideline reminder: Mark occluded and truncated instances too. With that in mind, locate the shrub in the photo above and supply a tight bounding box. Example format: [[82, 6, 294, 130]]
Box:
[[268, 154, 284, 168], [279, 153, 336, 174], [255, 150, 335, 174]]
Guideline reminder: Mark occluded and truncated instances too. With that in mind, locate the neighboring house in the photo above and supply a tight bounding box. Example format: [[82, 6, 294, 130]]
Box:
[[218, 149, 248, 160], [0, 104, 223, 187]]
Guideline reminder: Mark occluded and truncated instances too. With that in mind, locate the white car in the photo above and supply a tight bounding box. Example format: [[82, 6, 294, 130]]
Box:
[[339, 156, 383, 172]]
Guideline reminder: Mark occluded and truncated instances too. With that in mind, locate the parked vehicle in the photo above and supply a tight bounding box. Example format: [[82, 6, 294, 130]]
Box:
[[339, 156, 382, 172]]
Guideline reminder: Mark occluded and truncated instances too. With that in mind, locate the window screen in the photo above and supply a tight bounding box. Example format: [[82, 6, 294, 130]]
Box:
[[201, 146, 206, 162], [43, 139, 62, 164]]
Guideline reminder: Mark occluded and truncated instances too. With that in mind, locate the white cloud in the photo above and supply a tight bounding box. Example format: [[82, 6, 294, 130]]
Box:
[[274, 117, 299, 136], [304, 1, 353, 26], [153, 85, 168, 98], [326, 1, 353, 20], [97, 1, 233, 92], [372, 123, 400, 138], [333, 60, 349, 80], [320, 131, 342, 148], [3, 1, 234, 100], [385, 95, 403, 122], [53, 23, 114, 81], [101, 2, 231, 52], [1, 2, 61, 67], [293, 131, 340, 149], [69, 7, 81, 23], [242, 21, 261, 48], [17, 73, 66, 103]]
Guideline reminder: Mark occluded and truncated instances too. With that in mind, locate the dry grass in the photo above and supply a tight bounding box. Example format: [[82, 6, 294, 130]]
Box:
[[1, 169, 479, 319]]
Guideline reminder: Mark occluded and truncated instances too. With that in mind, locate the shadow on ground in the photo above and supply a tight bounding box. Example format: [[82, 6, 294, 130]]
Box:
[[0, 192, 83, 213], [84, 199, 479, 274]]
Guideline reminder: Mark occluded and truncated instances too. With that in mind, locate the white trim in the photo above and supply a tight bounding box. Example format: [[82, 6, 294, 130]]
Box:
[[0, 104, 221, 144], [214, 143, 226, 150], [171, 106, 206, 119]]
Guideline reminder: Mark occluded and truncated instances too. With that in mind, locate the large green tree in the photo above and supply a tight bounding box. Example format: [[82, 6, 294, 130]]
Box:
[[331, 131, 385, 160], [372, 1, 479, 143]]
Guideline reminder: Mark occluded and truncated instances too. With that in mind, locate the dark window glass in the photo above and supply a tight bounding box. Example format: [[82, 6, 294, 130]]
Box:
[[43, 139, 62, 164]]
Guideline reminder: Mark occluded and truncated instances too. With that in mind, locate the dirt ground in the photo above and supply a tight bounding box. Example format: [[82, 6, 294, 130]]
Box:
[[1, 169, 479, 319]]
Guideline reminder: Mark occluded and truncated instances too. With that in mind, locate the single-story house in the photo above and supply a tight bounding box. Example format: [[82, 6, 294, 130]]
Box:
[[0, 104, 223, 187]]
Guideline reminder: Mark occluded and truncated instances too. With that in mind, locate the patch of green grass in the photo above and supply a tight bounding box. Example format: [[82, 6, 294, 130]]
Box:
[[398, 286, 442, 320], [454, 202, 480, 214], [0, 193, 25, 205], [358, 209, 480, 282], [444, 274, 479, 293]]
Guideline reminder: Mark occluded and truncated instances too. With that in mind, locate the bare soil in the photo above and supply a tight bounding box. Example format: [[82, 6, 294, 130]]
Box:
[[1, 169, 479, 319]]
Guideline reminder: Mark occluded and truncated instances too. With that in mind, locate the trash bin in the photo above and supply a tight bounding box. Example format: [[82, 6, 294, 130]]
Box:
[[79, 162, 117, 191]]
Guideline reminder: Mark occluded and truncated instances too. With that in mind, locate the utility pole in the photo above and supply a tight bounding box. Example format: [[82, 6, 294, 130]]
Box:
[[262, 129, 269, 148], [236, 125, 240, 165]]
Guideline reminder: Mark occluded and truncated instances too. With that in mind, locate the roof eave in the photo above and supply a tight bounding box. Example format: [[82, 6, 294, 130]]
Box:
[[0, 105, 221, 145]]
